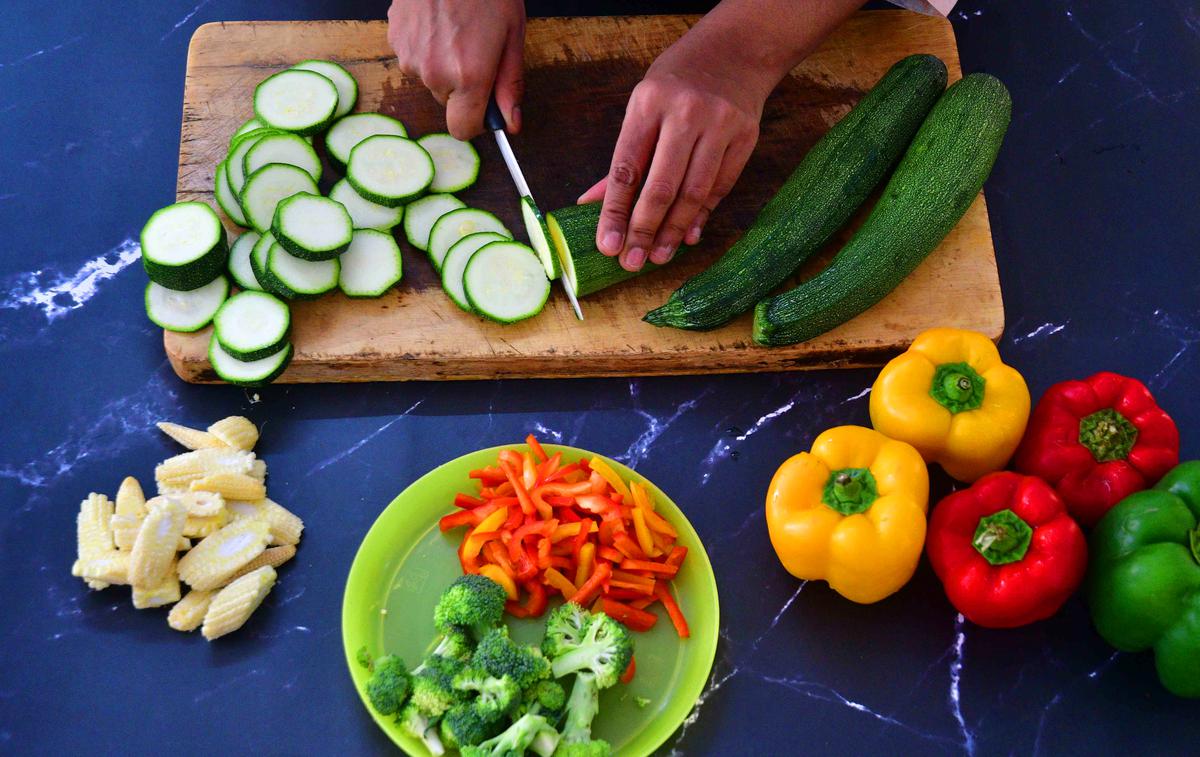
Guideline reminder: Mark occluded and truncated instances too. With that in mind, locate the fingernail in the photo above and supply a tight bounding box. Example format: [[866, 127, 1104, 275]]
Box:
[[600, 231, 623, 254], [686, 226, 702, 245], [623, 247, 647, 271], [510, 105, 521, 131], [650, 245, 675, 265]]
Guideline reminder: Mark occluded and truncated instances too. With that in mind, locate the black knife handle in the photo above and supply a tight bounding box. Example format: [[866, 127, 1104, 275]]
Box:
[[484, 94, 506, 132]]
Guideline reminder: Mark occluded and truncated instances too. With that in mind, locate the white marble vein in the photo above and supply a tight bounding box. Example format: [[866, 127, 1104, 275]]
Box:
[[617, 389, 711, 468], [161, 0, 214, 42], [1011, 321, 1069, 343], [0, 34, 85, 69], [306, 399, 424, 476], [843, 386, 872, 403], [667, 665, 740, 754], [750, 581, 806, 651], [1146, 309, 1199, 390], [0, 238, 141, 322], [530, 422, 563, 443], [948, 614, 976, 755], [699, 390, 801, 484]]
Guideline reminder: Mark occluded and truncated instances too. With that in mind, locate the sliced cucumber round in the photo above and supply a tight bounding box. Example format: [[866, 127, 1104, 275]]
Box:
[[402, 193, 466, 252], [417, 133, 481, 193], [264, 241, 340, 300], [428, 208, 512, 271], [227, 231, 262, 291], [521, 196, 560, 280], [214, 160, 250, 228], [232, 117, 266, 142], [463, 241, 550, 324], [271, 192, 352, 260], [325, 112, 406, 166], [243, 132, 322, 183], [249, 231, 290, 299], [145, 275, 229, 332], [329, 178, 404, 231], [209, 336, 293, 387], [441, 231, 509, 312], [240, 163, 319, 234], [141, 202, 229, 291], [228, 128, 278, 198], [339, 229, 403, 298], [346, 135, 433, 208], [290, 59, 358, 118], [253, 69, 339, 136], [213, 290, 291, 361]]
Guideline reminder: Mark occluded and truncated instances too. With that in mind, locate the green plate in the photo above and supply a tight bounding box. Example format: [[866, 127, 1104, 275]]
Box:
[[342, 444, 719, 756]]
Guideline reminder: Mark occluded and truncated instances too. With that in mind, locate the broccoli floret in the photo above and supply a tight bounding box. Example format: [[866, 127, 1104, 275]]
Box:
[[452, 666, 521, 719], [473, 627, 553, 690], [553, 739, 611, 757], [541, 602, 593, 660], [459, 712, 560, 757], [515, 679, 567, 724], [544, 610, 632, 689], [399, 702, 446, 757], [439, 702, 504, 750], [428, 626, 474, 663], [365, 655, 411, 716], [356, 645, 374, 670], [434, 574, 507, 640], [633, 695, 650, 709], [410, 655, 466, 717]]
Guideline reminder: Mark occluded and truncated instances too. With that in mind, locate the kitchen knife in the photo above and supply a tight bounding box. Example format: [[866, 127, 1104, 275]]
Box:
[[485, 97, 584, 320]]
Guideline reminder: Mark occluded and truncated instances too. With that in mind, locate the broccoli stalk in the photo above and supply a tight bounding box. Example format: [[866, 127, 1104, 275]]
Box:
[[433, 574, 508, 640], [561, 672, 602, 744], [399, 702, 445, 757], [459, 713, 560, 757], [365, 655, 411, 716]]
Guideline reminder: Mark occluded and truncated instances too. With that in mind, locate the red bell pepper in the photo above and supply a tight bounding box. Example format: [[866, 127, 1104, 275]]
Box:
[[1015, 372, 1179, 526], [926, 472, 1088, 628]]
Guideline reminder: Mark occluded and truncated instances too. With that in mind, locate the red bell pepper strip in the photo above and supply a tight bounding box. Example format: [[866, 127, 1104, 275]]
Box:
[[628, 597, 655, 610], [621, 656, 636, 684], [499, 460, 536, 516], [653, 582, 691, 638], [602, 598, 658, 631], [526, 434, 548, 463], [544, 462, 582, 483], [439, 501, 502, 531], [597, 546, 624, 564], [538, 452, 562, 484], [518, 579, 548, 617], [537, 536, 553, 569], [568, 562, 612, 606], [926, 472, 1088, 628], [613, 533, 647, 560], [470, 467, 508, 485], [1015, 371, 1179, 526], [604, 586, 655, 601], [665, 546, 688, 568], [619, 559, 678, 577], [454, 493, 486, 509]]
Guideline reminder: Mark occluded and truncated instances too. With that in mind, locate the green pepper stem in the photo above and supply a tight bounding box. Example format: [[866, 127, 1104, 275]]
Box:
[[929, 362, 986, 414], [1078, 408, 1138, 463], [973, 509, 1033, 565], [822, 468, 878, 516]]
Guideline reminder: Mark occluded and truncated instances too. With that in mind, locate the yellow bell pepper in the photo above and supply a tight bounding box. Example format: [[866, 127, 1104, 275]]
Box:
[[870, 327, 1030, 482], [765, 426, 929, 604]]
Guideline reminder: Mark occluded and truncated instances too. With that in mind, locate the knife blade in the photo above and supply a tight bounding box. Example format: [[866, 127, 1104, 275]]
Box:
[[485, 97, 584, 320]]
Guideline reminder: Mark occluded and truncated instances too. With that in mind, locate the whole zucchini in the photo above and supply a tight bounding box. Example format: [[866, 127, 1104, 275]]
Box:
[[752, 73, 1012, 346], [643, 54, 948, 331]]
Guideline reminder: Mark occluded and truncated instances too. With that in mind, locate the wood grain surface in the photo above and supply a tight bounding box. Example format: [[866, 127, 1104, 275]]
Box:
[[169, 11, 1003, 383]]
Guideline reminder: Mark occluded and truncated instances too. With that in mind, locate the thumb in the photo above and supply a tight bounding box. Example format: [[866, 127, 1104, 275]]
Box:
[[493, 27, 526, 133]]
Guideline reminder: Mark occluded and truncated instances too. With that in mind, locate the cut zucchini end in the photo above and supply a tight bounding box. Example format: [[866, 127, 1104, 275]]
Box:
[[546, 213, 578, 294], [521, 197, 560, 280], [209, 337, 294, 387], [145, 275, 229, 333]]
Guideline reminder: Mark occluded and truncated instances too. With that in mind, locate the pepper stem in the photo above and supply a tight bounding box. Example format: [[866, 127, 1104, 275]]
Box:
[[1078, 408, 1138, 463], [972, 509, 1033, 565], [929, 362, 986, 414], [822, 468, 878, 516]]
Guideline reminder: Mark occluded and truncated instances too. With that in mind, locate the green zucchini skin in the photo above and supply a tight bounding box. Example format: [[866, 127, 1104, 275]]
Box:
[[643, 54, 948, 331], [548, 203, 689, 298], [753, 73, 1012, 346]]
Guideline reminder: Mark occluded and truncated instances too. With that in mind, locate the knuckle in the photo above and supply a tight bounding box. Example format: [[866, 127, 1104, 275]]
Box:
[[679, 184, 708, 206], [601, 203, 631, 224], [642, 179, 677, 208], [610, 162, 641, 189]]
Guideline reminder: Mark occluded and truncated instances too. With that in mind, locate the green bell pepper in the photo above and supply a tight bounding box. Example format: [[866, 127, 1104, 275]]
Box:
[[1087, 460, 1200, 698]]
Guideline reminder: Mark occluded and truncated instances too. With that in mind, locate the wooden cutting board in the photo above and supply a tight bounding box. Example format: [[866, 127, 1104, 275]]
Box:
[[170, 12, 1002, 383]]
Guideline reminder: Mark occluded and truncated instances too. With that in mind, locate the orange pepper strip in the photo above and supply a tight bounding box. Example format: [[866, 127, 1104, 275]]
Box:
[[543, 567, 578, 597], [483, 541, 515, 577], [608, 579, 654, 596], [613, 533, 647, 560], [440, 500, 503, 532], [654, 582, 690, 638], [590, 596, 605, 614], [499, 460, 536, 516], [479, 564, 518, 600], [610, 570, 655, 586], [602, 598, 658, 631], [628, 596, 656, 610], [537, 452, 562, 484], [631, 508, 658, 557], [597, 546, 623, 564], [588, 456, 632, 501], [537, 537, 553, 569], [568, 561, 611, 606], [642, 509, 677, 538], [526, 434, 548, 463], [629, 481, 654, 512], [523, 453, 539, 490], [619, 559, 678, 577], [530, 488, 554, 520], [575, 543, 595, 586], [588, 471, 609, 496], [621, 656, 636, 684], [650, 529, 675, 555]]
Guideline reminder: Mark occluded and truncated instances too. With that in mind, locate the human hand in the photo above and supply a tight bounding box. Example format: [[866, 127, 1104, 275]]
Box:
[[387, 0, 526, 139]]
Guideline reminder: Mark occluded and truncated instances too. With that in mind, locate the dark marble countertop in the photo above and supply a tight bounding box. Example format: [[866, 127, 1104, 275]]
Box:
[[2, 1, 1198, 754]]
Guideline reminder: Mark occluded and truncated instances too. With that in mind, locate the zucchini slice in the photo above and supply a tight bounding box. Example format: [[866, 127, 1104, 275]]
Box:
[[463, 241, 550, 324], [325, 113, 407, 167], [232, 117, 265, 142], [346, 135, 433, 208], [521, 196, 559, 280], [227, 128, 279, 198], [329, 178, 404, 231], [428, 207, 511, 271], [264, 240, 339, 300], [145, 275, 229, 332], [546, 203, 683, 298], [440, 231, 509, 312], [239, 163, 319, 234], [417, 133, 481, 193], [271, 192, 352, 261], [338, 229, 403, 298], [402, 193, 465, 252], [214, 160, 250, 228], [209, 337, 293, 387], [253, 69, 339, 136], [227, 231, 263, 291], [243, 132, 322, 183], [290, 59, 358, 119], [213, 290, 291, 361], [140, 202, 229, 291], [249, 231, 291, 300]]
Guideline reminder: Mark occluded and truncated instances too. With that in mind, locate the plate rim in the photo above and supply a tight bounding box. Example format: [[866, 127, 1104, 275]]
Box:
[[341, 443, 720, 756]]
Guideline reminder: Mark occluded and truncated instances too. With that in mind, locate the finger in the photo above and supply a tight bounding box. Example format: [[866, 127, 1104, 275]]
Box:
[[595, 111, 658, 258], [687, 132, 756, 246], [577, 177, 606, 204], [649, 133, 724, 264], [620, 123, 699, 270], [445, 82, 492, 140], [684, 207, 708, 246], [493, 27, 526, 133]]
